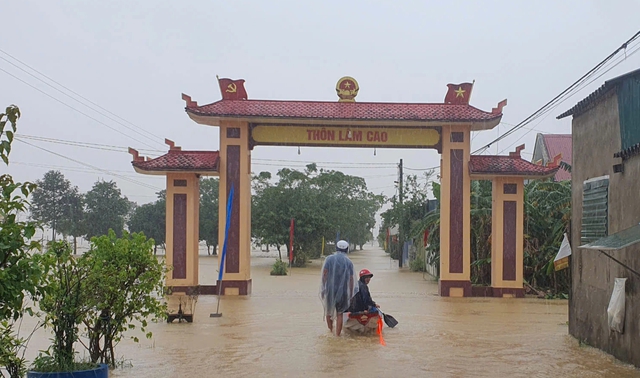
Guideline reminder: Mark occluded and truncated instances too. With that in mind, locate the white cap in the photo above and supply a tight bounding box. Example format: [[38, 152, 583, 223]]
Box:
[[336, 240, 349, 251]]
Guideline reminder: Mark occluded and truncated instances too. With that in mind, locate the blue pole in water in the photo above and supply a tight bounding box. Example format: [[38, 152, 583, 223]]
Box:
[[218, 184, 235, 282], [212, 184, 234, 317]]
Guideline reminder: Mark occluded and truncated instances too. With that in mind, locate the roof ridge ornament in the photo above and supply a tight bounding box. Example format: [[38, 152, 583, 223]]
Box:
[[547, 153, 562, 168], [444, 81, 474, 105], [128, 147, 144, 162], [492, 99, 508, 114], [165, 138, 181, 151], [509, 144, 526, 158], [336, 77, 359, 102], [217, 76, 248, 100], [181, 93, 198, 108]]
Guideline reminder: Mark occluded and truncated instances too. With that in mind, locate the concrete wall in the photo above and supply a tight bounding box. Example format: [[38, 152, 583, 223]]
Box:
[[570, 89, 640, 368]]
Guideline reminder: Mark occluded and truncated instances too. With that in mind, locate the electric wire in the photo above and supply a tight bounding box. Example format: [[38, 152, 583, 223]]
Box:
[[473, 30, 640, 155], [15, 139, 163, 191], [0, 50, 165, 147], [0, 67, 160, 150]]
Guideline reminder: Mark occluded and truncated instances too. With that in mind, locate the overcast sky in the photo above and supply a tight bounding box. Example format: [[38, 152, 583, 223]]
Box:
[[2, 1, 640, 214]]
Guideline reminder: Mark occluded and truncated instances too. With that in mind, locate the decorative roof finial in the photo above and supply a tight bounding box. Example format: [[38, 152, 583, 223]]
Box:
[[128, 147, 144, 162], [165, 139, 181, 151], [509, 144, 525, 158], [492, 99, 508, 114], [548, 153, 563, 168], [181, 93, 198, 108]]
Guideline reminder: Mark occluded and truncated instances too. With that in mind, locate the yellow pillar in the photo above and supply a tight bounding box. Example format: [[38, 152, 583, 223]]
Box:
[[165, 172, 200, 288], [490, 177, 525, 297], [217, 120, 252, 295], [438, 125, 472, 297]]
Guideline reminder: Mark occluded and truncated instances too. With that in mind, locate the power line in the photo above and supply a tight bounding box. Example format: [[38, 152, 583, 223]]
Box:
[[0, 50, 165, 147], [10, 161, 164, 178], [484, 35, 640, 154], [473, 30, 640, 155], [16, 134, 164, 155], [0, 67, 160, 150], [14, 134, 409, 169], [404, 165, 440, 171], [15, 139, 162, 191], [495, 40, 640, 156]]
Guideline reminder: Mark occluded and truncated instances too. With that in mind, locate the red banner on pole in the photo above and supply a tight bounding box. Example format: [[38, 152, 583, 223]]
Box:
[[289, 218, 295, 263]]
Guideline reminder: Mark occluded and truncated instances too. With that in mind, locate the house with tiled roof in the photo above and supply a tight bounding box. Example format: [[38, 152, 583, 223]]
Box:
[[531, 133, 572, 181], [557, 67, 640, 368]]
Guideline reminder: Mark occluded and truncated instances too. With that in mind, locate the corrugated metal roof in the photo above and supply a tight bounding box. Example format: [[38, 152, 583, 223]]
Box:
[[614, 141, 640, 160], [557, 68, 640, 119]]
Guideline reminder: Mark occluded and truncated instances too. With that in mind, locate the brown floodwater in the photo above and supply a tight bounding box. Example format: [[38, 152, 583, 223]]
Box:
[[16, 247, 639, 377]]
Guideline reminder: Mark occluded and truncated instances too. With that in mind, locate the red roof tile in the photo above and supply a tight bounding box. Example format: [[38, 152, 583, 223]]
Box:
[[185, 99, 503, 124], [469, 155, 558, 178], [132, 150, 219, 173], [541, 134, 572, 181]]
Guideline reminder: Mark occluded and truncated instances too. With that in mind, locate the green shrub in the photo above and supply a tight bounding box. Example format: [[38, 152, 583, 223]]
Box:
[[409, 254, 426, 272], [270, 259, 288, 276]]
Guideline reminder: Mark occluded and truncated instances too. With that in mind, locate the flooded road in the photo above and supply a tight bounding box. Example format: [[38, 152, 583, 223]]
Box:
[[20, 246, 639, 377]]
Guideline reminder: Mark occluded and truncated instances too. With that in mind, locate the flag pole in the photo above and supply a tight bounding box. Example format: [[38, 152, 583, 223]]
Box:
[[210, 184, 234, 318], [216, 75, 223, 98]]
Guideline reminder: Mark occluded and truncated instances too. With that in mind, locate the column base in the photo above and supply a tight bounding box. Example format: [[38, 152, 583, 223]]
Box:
[[219, 279, 252, 296], [167, 285, 217, 295], [438, 280, 472, 297], [491, 287, 525, 298]]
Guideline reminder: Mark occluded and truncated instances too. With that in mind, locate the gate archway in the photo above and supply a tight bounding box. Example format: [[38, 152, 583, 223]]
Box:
[[130, 77, 558, 298]]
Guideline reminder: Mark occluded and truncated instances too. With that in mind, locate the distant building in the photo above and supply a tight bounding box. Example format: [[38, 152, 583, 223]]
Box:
[[531, 133, 572, 181], [557, 68, 640, 368]]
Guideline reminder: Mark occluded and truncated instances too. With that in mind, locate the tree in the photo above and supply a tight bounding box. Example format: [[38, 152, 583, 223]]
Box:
[[57, 187, 85, 254], [81, 230, 166, 366], [33, 241, 89, 373], [128, 192, 165, 254], [84, 180, 131, 239], [523, 180, 571, 295], [252, 164, 383, 266], [379, 171, 435, 260], [0, 105, 50, 378], [199, 178, 219, 255], [30, 170, 74, 241], [410, 178, 571, 296]]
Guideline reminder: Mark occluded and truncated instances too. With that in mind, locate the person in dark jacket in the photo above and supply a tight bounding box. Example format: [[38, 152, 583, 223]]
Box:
[[349, 269, 380, 313]]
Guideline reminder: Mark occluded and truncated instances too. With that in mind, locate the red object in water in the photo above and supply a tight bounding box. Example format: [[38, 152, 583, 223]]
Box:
[[424, 229, 429, 246], [289, 218, 295, 263], [377, 316, 386, 346]]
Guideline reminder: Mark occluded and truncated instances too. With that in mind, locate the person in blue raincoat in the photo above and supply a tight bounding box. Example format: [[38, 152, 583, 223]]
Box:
[[320, 240, 358, 336]]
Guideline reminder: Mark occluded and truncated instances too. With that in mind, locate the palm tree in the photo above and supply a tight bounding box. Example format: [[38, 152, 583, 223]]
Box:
[[410, 179, 571, 295]]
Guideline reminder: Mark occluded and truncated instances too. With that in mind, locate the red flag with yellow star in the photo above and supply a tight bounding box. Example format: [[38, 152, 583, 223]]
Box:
[[218, 78, 248, 100], [444, 82, 474, 105]]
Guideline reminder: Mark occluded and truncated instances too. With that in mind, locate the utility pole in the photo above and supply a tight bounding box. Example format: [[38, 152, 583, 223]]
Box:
[[398, 159, 404, 268]]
